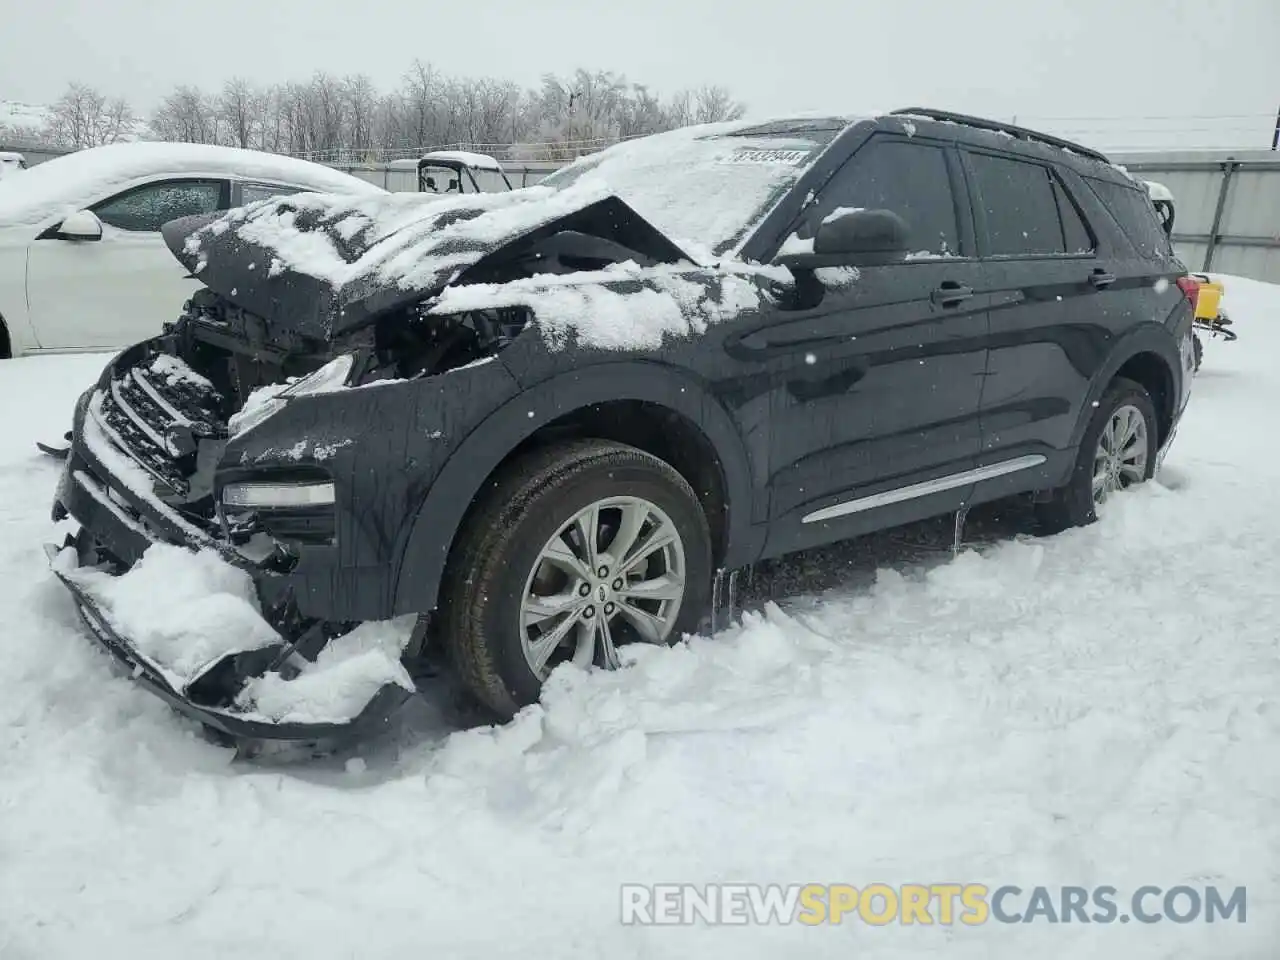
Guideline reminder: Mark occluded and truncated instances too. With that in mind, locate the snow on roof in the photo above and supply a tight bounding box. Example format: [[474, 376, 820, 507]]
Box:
[[0, 141, 383, 228], [386, 151, 506, 172], [420, 150, 505, 171], [1144, 179, 1174, 202]]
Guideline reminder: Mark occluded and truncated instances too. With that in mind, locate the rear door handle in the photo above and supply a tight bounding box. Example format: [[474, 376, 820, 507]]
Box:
[[1089, 269, 1117, 289], [931, 282, 973, 306]]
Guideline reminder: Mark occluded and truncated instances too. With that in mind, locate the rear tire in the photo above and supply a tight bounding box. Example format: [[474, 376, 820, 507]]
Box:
[[1035, 377, 1157, 534], [1192, 333, 1203, 372], [439, 439, 713, 719]]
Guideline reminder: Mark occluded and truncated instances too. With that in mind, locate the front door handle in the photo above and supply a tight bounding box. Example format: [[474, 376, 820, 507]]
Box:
[[1089, 269, 1117, 289], [931, 281, 974, 306]]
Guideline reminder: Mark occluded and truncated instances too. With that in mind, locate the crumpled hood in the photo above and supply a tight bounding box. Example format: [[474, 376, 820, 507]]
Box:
[[162, 180, 689, 341]]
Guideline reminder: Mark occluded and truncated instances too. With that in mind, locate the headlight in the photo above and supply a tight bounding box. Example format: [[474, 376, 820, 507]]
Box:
[[222, 481, 336, 509], [276, 353, 356, 400]]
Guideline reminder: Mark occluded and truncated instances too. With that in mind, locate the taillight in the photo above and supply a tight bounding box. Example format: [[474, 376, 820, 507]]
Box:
[[1176, 275, 1201, 310]]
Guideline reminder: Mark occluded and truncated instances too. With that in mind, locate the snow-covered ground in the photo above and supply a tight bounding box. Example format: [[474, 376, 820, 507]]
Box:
[[2, 280, 1277, 959]]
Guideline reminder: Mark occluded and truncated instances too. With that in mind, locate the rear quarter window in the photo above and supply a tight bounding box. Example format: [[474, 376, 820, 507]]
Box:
[[1085, 177, 1172, 259]]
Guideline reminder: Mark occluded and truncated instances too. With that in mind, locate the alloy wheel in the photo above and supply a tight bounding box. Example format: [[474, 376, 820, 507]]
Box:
[[1092, 403, 1149, 505], [519, 495, 686, 678]]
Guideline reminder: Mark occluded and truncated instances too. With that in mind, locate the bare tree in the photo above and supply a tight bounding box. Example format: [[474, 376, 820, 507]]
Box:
[[138, 60, 748, 162], [694, 85, 746, 124], [219, 78, 259, 148], [42, 83, 135, 148], [151, 85, 218, 144], [343, 74, 378, 157]]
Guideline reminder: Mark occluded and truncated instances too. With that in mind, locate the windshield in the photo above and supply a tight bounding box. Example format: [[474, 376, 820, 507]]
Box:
[[420, 163, 465, 195], [538, 118, 848, 259]]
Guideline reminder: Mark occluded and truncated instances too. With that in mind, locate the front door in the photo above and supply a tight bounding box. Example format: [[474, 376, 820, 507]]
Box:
[[27, 177, 226, 351], [732, 135, 992, 556]]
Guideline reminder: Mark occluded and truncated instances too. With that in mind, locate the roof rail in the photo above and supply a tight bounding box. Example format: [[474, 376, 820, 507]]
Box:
[[889, 108, 1110, 163]]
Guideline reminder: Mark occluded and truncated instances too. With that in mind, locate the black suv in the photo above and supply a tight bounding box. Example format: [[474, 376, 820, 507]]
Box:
[[47, 108, 1196, 743]]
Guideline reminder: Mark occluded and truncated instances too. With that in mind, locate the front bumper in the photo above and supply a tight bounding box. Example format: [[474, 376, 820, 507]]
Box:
[[46, 348, 416, 744], [46, 542, 412, 743]]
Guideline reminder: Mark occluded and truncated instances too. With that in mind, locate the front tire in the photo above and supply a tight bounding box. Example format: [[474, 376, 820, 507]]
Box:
[[1035, 377, 1158, 533], [440, 439, 713, 719]]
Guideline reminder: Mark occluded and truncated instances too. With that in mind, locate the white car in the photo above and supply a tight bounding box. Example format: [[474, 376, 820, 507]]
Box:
[[0, 151, 26, 179], [0, 142, 385, 358]]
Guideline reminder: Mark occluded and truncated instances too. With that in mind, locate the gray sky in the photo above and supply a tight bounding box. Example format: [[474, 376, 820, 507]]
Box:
[[2, 0, 1278, 150]]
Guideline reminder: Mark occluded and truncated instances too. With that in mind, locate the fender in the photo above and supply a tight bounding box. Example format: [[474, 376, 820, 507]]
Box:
[[1067, 319, 1184, 451], [391, 359, 762, 615]]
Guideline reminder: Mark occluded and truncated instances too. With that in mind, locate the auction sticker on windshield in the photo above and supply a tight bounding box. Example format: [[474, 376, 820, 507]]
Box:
[[718, 147, 811, 165]]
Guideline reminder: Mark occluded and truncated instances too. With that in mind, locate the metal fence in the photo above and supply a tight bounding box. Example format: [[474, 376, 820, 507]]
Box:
[[1112, 149, 1280, 283], [325, 159, 567, 192]]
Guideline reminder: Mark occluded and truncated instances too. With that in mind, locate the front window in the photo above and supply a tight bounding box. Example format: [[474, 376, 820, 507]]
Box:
[[538, 119, 847, 258], [92, 179, 223, 232]]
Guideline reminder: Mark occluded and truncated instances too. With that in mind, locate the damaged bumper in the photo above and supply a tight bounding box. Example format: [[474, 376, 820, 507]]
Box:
[[46, 541, 413, 743], [46, 343, 418, 743]]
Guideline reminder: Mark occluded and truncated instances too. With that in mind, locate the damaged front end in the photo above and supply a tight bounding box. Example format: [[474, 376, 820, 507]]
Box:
[[46, 185, 705, 744], [44, 286, 530, 743], [46, 334, 430, 744]]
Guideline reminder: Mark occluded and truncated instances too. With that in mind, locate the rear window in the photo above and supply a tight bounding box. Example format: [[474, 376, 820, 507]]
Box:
[[1085, 177, 1172, 259], [967, 152, 1089, 257]]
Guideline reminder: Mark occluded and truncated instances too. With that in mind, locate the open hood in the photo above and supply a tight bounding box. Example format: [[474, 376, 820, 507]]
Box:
[[162, 182, 693, 342]]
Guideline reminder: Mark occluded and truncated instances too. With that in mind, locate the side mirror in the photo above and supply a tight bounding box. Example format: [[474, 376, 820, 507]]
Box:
[[53, 210, 103, 241], [776, 208, 911, 269]]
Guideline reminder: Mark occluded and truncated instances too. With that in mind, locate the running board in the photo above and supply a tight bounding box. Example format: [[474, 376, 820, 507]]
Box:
[[801, 455, 1047, 524]]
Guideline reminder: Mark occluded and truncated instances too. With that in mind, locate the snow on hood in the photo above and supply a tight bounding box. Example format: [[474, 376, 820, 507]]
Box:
[[55, 541, 417, 725], [0, 141, 383, 229], [167, 117, 846, 341], [167, 179, 672, 340]]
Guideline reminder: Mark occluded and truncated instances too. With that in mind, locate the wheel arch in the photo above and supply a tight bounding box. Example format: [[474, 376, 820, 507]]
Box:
[[391, 361, 760, 615], [0, 312, 10, 359], [1070, 323, 1182, 451]]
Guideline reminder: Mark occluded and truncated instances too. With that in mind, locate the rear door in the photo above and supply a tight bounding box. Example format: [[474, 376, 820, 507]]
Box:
[[961, 148, 1115, 489], [26, 177, 228, 350], [744, 134, 991, 554]]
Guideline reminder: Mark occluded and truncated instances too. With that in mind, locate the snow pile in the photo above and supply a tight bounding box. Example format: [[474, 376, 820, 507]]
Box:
[[237, 616, 418, 724], [55, 542, 280, 689], [0, 141, 383, 229]]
